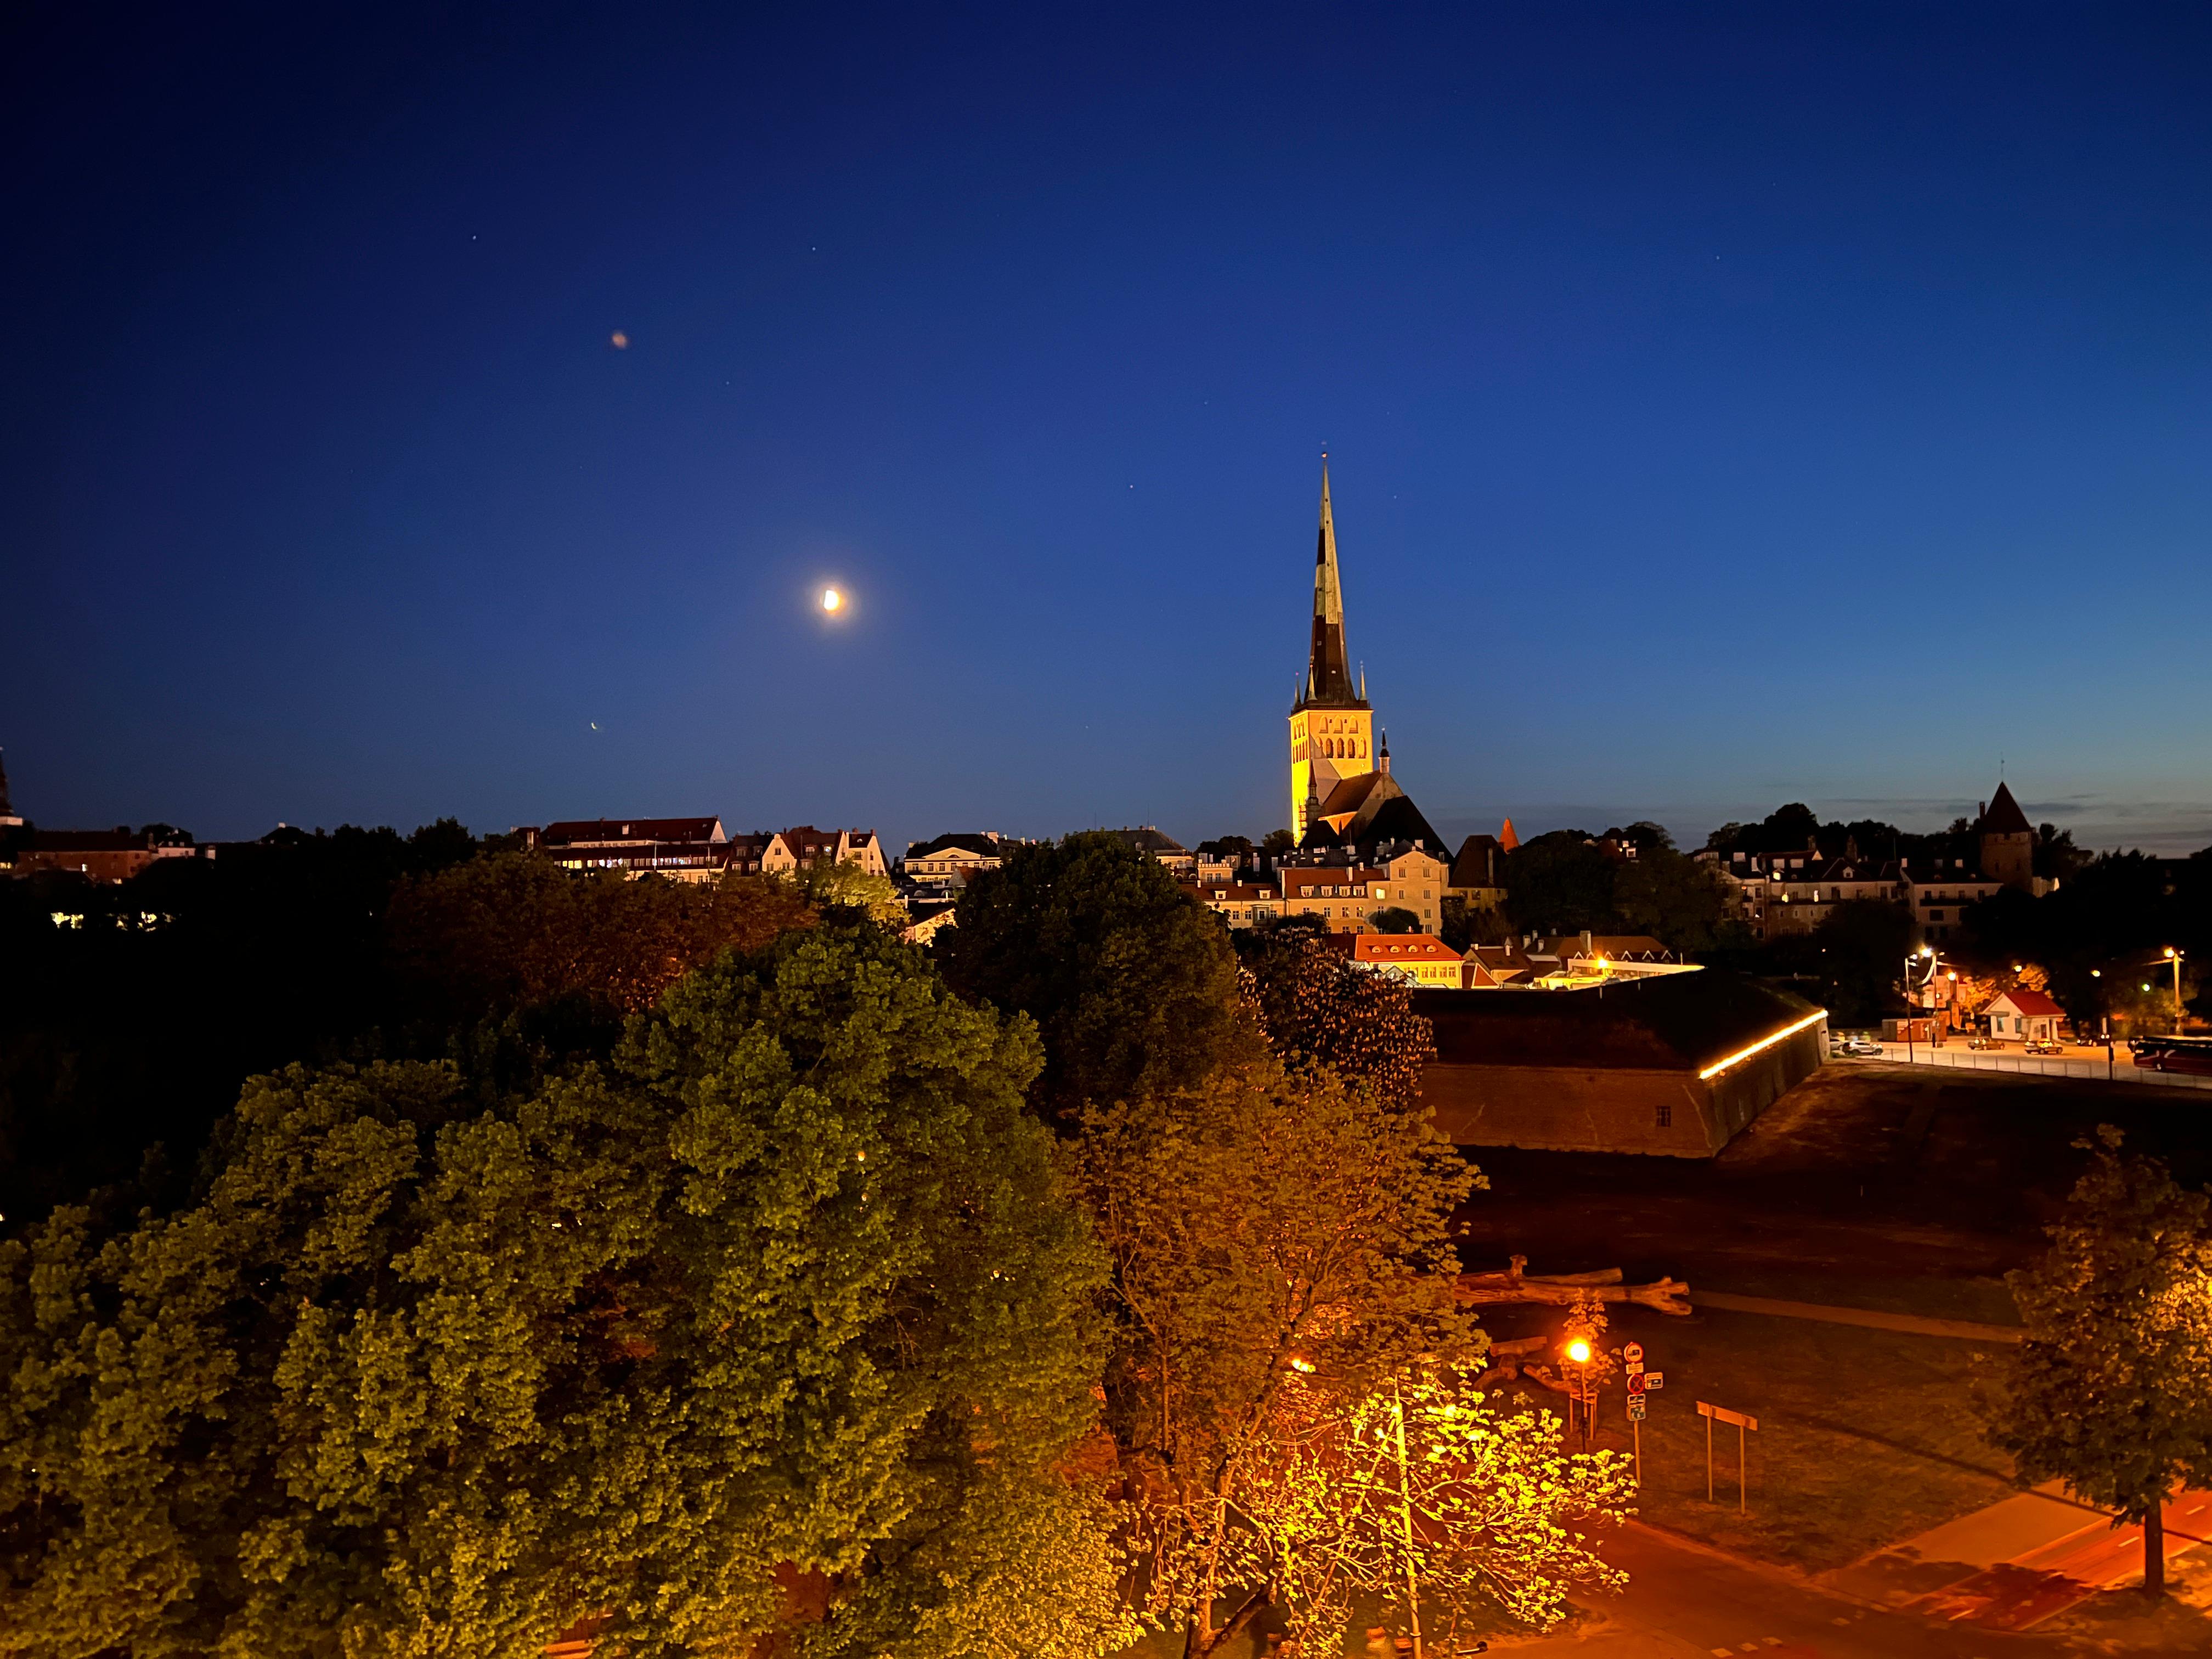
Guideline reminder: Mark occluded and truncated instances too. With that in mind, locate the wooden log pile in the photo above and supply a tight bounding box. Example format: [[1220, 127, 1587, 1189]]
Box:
[[1456, 1254, 1692, 1317]]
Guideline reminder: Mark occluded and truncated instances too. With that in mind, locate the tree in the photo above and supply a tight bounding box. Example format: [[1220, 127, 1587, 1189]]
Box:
[[0, 928, 1132, 1657], [1805, 898, 1917, 1026], [1242, 1369, 1632, 1646], [384, 851, 814, 1025], [0, 819, 498, 1222], [798, 857, 909, 927], [1502, 833, 1618, 935], [1236, 931, 1437, 1111], [1369, 906, 1421, 934], [1260, 829, 1296, 859], [1069, 1060, 1480, 1656], [1612, 845, 1736, 953], [939, 832, 1256, 1115], [1985, 1127, 2212, 1598], [1438, 894, 1512, 951]]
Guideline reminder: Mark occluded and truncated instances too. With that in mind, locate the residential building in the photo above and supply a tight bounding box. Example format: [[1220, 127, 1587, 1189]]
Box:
[[12, 828, 199, 883], [1464, 939, 1540, 987], [760, 827, 888, 878], [1908, 865, 2002, 944], [1105, 825, 1194, 876], [904, 831, 1013, 890], [901, 899, 959, 946], [1180, 879, 1282, 929], [1345, 932, 1465, 989], [524, 817, 729, 883], [1274, 843, 1449, 932], [1984, 987, 2066, 1043], [1523, 933, 1696, 986], [1448, 832, 1509, 910]]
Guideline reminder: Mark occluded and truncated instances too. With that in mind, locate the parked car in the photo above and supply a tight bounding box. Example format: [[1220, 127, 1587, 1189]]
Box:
[[1967, 1037, 1999, 1050], [2024, 1039, 2065, 1055], [1830, 1035, 1884, 1058]]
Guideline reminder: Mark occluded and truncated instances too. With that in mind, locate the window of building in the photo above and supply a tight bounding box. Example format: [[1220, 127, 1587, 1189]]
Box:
[[1655, 1100, 1672, 1128]]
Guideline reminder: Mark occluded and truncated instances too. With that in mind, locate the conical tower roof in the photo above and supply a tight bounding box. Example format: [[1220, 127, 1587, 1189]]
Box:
[[1297, 460, 1365, 709], [1981, 781, 2032, 836]]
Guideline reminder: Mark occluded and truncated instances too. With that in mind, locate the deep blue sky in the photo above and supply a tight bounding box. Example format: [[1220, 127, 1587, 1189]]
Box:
[[6, 4, 2209, 855]]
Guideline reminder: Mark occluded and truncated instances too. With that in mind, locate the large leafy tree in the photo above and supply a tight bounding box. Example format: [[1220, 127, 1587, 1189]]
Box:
[[1069, 1060, 1480, 1656], [384, 851, 814, 1025], [939, 832, 1256, 1114], [1985, 1127, 2212, 1597], [1501, 833, 1619, 935], [0, 927, 1130, 1658], [1235, 931, 1436, 1111]]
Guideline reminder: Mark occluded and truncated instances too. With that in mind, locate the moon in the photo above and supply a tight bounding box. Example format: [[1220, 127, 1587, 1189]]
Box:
[[821, 587, 843, 613]]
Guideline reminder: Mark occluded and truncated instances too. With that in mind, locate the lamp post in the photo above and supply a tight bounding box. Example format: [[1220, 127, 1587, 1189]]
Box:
[[2165, 949, 2186, 1035], [1389, 1383, 1425, 1659], [1564, 1337, 1594, 1450], [1902, 947, 1936, 1059]]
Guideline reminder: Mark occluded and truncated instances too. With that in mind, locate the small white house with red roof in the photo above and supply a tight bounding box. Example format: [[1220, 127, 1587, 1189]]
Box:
[[1984, 987, 2066, 1043]]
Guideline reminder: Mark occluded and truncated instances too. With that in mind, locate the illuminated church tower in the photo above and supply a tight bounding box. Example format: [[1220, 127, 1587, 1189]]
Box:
[[1288, 461, 1374, 838]]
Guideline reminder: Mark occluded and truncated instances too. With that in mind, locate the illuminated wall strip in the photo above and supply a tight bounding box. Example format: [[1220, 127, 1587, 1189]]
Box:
[[1697, 1010, 1829, 1081]]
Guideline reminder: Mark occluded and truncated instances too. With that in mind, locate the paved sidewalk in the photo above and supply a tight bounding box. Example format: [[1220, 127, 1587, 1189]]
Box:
[[1825, 1482, 2212, 1633], [1498, 1523, 2079, 1657], [1691, 1290, 2024, 1345]]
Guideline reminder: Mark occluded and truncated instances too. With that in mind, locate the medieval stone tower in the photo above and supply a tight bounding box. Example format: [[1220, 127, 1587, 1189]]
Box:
[[1288, 462, 1374, 837]]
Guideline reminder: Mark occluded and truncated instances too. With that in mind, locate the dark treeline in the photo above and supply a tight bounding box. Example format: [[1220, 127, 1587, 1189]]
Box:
[[0, 823, 810, 1224]]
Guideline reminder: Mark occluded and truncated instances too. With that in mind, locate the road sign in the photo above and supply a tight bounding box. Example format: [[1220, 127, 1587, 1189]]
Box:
[[1645, 1371, 1664, 1390], [1623, 1341, 1644, 1363], [1627, 1372, 1647, 1395], [1627, 1397, 1647, 1422], [1696, 1401, 1759, 1515]]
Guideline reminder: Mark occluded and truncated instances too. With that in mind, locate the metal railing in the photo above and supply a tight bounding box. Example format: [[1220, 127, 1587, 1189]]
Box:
[[1866, 1043, 2212, 1092]]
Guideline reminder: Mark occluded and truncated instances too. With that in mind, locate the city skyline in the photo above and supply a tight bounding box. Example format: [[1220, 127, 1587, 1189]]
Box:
[[5, 6, 2209, 855]]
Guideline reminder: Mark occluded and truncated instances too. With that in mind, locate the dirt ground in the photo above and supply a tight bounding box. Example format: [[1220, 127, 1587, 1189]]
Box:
[[1452, 1059, 2212, 1294]]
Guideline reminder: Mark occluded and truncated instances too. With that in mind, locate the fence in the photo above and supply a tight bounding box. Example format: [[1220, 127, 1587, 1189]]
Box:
[[1869, 1043, 2212, 1093]]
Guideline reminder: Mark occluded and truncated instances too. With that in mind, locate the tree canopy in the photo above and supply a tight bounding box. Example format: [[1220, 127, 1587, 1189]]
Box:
[[1069, 1060, 1481, 1655], [1236, 930, 1436, 1112], [938, 832, 1257, 1114], [1985, 1127, 2212, 1596], [0, 926, 1131, 1658]]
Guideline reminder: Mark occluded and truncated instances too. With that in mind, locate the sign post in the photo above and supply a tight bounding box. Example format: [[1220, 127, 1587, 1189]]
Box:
[[1620, 1343, 1647, 1485], [1696, 1401, 1758, 1514]]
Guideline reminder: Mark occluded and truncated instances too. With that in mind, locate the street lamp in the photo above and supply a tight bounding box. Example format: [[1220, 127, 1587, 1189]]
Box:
[[1902, 947, 1938, 1059], [2164, 948, 2186, 1035], [1562, 1338, 1595, 1449]]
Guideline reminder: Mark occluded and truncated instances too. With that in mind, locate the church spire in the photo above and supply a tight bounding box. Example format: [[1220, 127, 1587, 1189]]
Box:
[[1301, 458, 1363, 707]]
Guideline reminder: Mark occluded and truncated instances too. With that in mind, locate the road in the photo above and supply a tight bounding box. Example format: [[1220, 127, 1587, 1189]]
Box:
[[1505, 1524, 2080, 1658]]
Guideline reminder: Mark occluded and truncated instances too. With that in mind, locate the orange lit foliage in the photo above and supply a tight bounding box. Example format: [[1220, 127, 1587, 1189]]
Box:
[[385, 851, 815, 1021]]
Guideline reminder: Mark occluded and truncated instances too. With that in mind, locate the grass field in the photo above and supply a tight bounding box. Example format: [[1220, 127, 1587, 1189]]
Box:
[[1505, 1296, 2021, 1572]]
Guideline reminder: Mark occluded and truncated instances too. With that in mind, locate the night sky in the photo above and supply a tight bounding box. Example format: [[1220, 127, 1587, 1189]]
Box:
[[6, 4, 2209, 855]]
